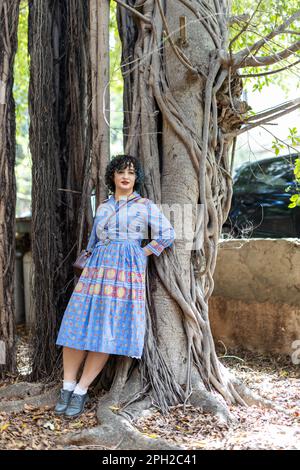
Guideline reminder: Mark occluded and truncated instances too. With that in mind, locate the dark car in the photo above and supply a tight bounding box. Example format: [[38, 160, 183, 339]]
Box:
[[223, 153, 300, 238]]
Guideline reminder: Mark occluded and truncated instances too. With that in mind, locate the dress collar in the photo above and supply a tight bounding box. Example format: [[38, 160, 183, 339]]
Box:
[[110, 190, 139, 204]]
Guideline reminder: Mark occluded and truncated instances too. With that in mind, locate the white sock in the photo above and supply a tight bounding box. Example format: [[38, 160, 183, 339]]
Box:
[[63, 380, 77, 392], [73, 384, 88, 395]]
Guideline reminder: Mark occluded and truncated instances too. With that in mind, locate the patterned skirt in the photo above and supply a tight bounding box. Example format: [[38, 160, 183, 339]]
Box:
[[56, 238, 147, 359]]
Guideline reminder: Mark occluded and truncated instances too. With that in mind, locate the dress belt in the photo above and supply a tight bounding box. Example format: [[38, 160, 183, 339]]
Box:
[[95, 238, 141, 247]]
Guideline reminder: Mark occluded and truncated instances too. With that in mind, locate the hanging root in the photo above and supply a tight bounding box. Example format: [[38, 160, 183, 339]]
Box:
[[0, 381, 60, 413]]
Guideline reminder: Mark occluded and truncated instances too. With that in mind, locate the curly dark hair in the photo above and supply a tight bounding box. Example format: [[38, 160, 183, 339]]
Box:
[[105, 154, 144, 194]]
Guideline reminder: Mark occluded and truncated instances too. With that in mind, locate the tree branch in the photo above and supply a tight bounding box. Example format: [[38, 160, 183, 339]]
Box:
[[113, 0, 152, 25], [238, 58, 300, 77], [229, 0, 264, 53], [246, 98, 300, 123], [284, 30, 300, 36], [233, 9, 300, 65], [228, 14, 250, 26], [235, 99, 300, 136], [260, 125, 300, 155], [235, 40, 300, 68]]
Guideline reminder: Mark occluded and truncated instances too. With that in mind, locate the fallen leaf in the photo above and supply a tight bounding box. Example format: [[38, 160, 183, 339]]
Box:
[[0, 423, 10, 432], [43, 422, 55, 431]]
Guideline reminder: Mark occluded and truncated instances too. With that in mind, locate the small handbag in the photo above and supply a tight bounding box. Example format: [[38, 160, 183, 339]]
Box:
[[73, 250, 92, 277]]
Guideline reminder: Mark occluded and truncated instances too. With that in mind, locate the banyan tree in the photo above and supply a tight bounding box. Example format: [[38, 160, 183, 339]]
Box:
[[1, 0, 300, 449], [0, 0, 20, 378]]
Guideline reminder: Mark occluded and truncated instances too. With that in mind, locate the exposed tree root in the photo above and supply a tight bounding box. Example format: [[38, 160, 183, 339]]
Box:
[[230, 377, 273, 408], [59, 358, 184, 449], [188, 388, 233, 425], [231, 377, 292, 415], [58, 362, 263, 449], [59, 391, 185, 450], [0, 381, 45, 400], [0, 382, 60, 413], [59, 377, 270, 448]]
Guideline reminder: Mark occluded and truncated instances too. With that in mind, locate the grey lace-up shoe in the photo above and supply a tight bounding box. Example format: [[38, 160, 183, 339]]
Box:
[[64, 392, 89, 419], [54, 389, 73, 415]]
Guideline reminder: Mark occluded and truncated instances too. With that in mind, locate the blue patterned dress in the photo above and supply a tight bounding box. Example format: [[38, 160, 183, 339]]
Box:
[[56, 190, 175, 359]]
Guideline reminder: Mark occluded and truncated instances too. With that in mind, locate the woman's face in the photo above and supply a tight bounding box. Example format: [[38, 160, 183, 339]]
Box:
[[114, 163, 136, 193]]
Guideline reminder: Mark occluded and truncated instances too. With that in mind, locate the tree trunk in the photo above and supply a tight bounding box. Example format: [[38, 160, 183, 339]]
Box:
[[112, 0, 240, 415], [89, 0, 110, 204], [0, 0, 20, 378], [28, 0, 91, 380]]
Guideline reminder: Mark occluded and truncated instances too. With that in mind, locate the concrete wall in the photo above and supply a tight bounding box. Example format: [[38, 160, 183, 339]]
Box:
[[209, 238, 300, 355]]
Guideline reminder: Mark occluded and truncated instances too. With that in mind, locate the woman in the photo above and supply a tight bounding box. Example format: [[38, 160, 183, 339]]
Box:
[[54, 155, 175, 418]]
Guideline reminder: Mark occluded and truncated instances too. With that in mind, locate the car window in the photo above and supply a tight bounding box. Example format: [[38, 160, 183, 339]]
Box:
[[249, 157, 296, 186], [233, 165, 251, 185]]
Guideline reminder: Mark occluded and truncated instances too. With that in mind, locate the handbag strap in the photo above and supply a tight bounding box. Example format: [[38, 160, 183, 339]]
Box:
[[104, 195, 141, 226], [84, 195, 143, 253]]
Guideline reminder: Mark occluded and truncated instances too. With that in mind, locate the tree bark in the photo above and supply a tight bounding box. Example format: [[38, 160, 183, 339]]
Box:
[[0, 0, 20, 378], [28, 0, 91, 380], [89, 0, 110, 204]]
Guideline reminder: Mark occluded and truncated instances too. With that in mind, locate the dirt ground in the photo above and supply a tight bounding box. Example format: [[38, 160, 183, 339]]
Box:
[[0, 325, 299, 450]]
